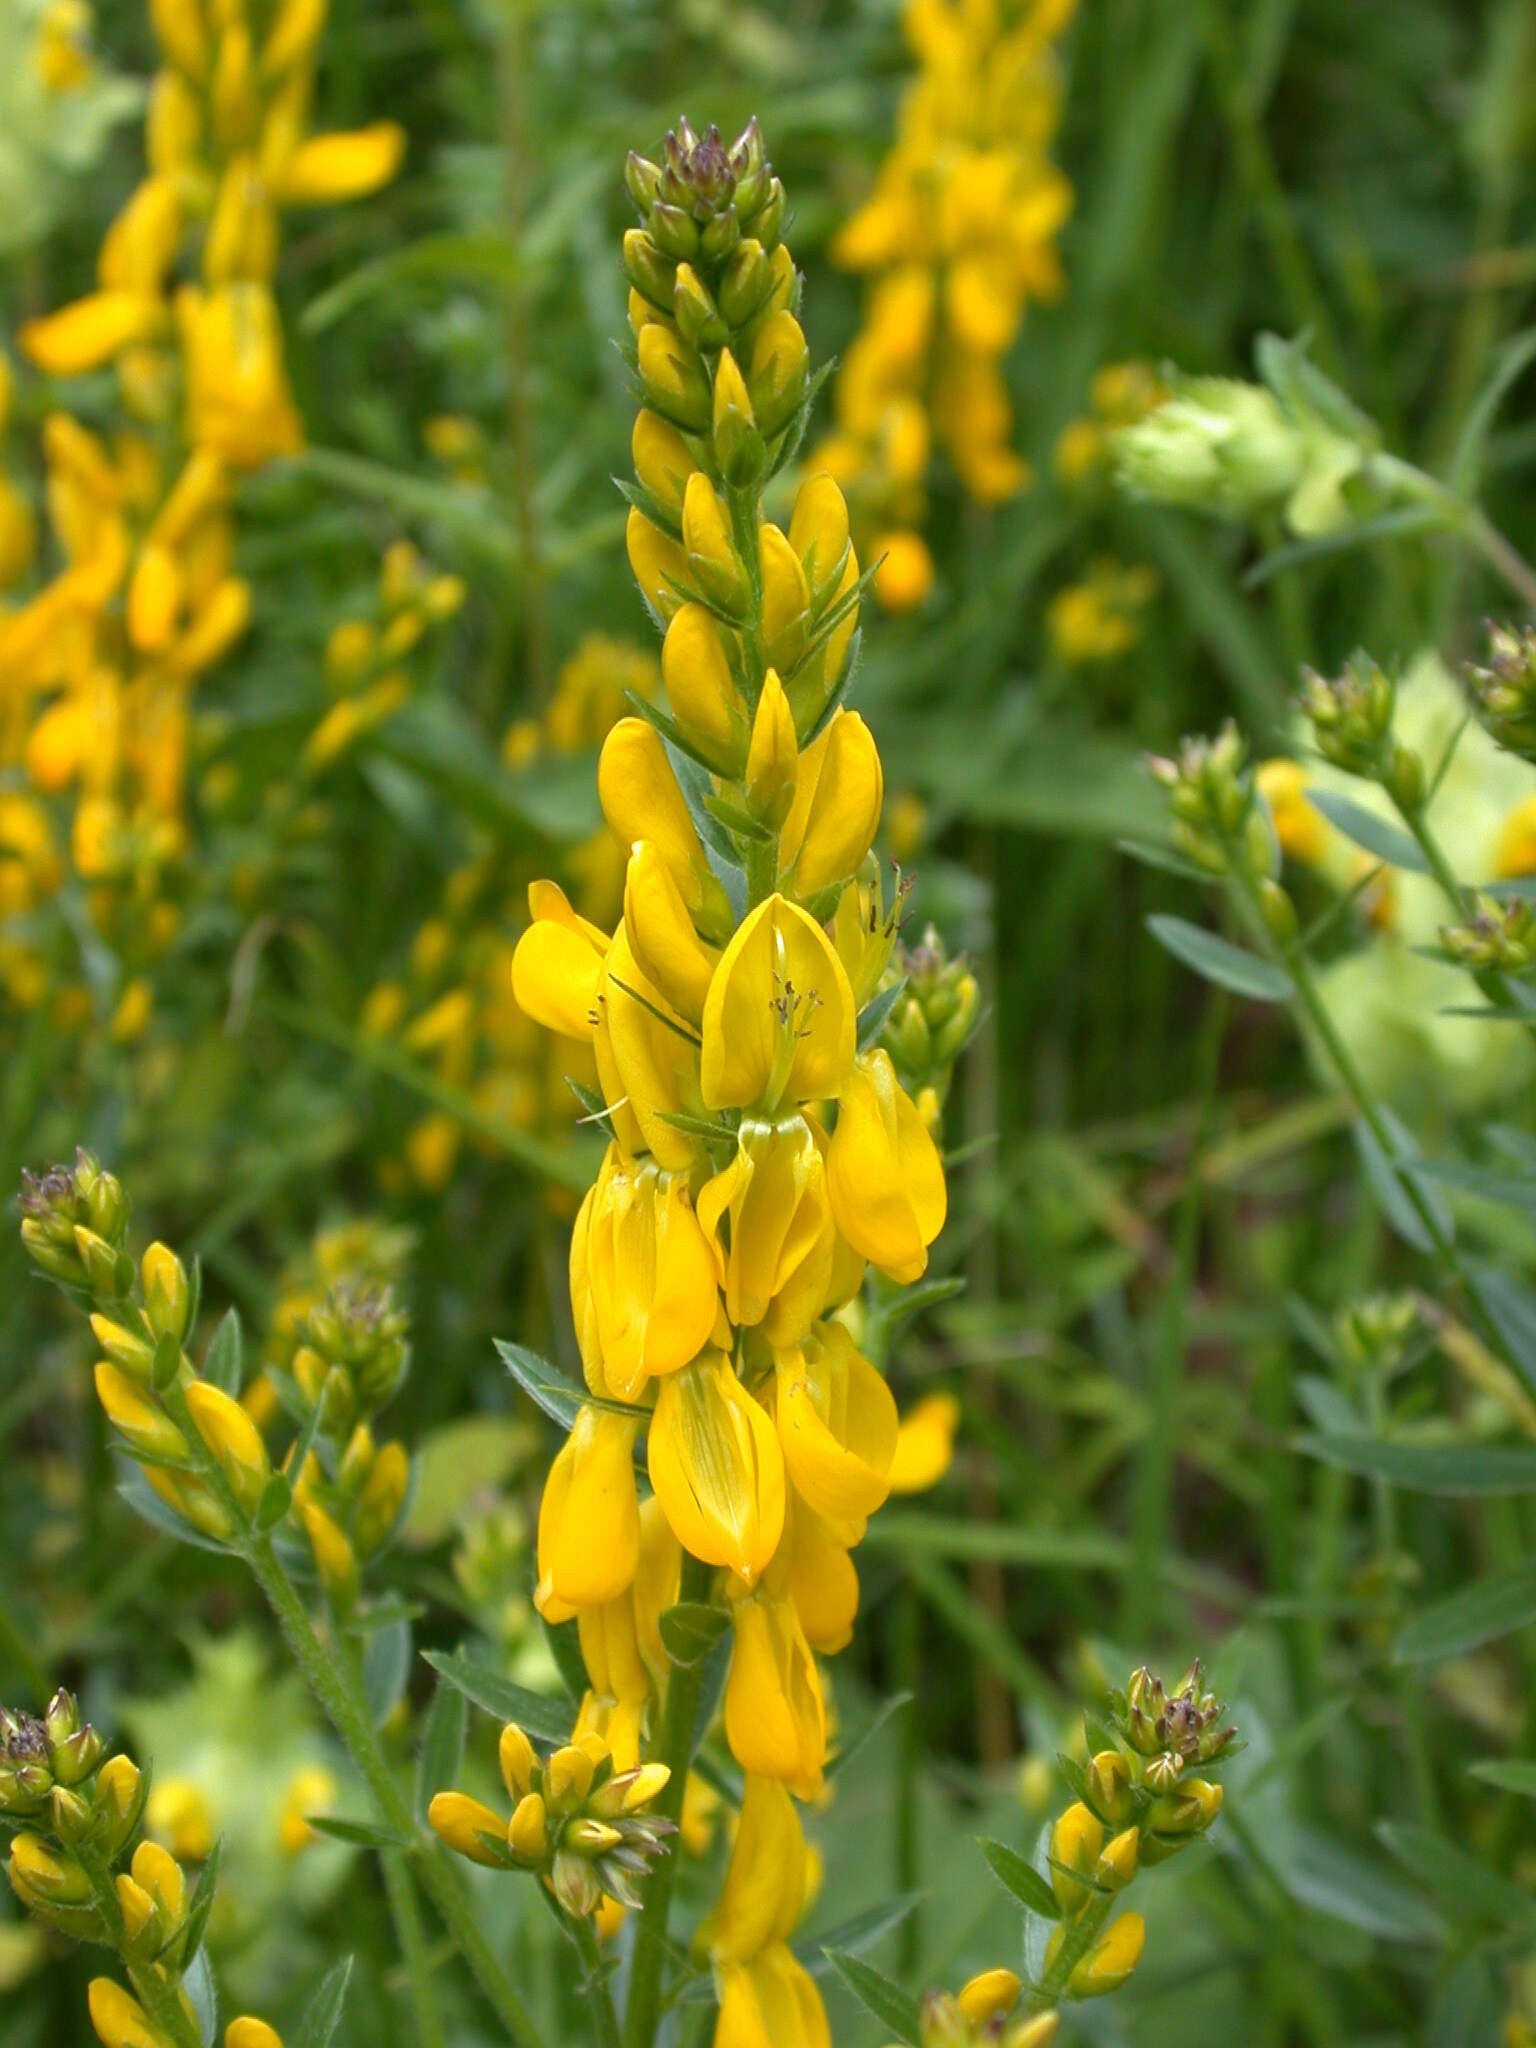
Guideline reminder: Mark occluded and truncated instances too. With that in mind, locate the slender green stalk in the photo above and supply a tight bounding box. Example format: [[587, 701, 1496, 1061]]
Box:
[[1362, 1377, 1441, 1829], [1024, 1887, 1114, 2014], [570, 1912, 622, 2048], [382, 1850, 448, 2048], [78, 1847, 203, 2048], [621, 1553, 713, 2048]]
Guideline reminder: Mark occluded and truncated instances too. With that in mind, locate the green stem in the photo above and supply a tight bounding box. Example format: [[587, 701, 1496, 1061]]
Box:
[[382, 1850, 448, 2048], [241, 1535, 549, 2048], [1362, 1378, 1441, 1828], [570, 1912, 622, 2048], [79, 1848, 203, 2048], [1025, 1888, 1114, 2013], [621, 1553, 713, 2048]]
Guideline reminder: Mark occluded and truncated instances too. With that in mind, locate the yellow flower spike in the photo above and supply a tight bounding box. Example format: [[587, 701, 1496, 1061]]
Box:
[[624, 839, 722, 1022], [143, 1240, 191, 1341], [583, 1144, 719, 1400], [626, 505, 690, 620], [699, 894, 855, 1112], [777, 1490, 859, 1652], [273, 124, 407, 204], [773, 1321, 898, 1541], [648, 1352, 785, 1581], [354, 1440, 409, 1553], [681, 472, 751, 617], [744, 668, 799, 828], [593, 924, 700, 1173], [1049, 1800, 1104, 1914], [499, 1723, 538, 1803], [1069, 1912, 1145, 1997], [534, 1404, 642, 1622], [185, 1380, 270, 1511], [210, 20, 257, 150], [778, 711, 883, 898], [724, 1590, 826, 1797], [508, 1791, 551, 1864], [300, 1500, 358, 1609], [637, 321, 713, 434], [825, 1049, 946, 1282], [20, 293, 165, 375], [87, 1980, 166, 2048], [661, 603, 749, 775], [94, 1363, 192, 1464], [714, 1942, 831, 2048], [886, 1390, 959, 1494], [697, 1117, 833, 1342], [1097, 1826, 1140, 1891], [759, 525, 810, 675], [598, 717, 721, 928], [428, 1791, 511, 1868], [510, 881, 610, 1040], [225, 2021, 284, 2048], [177, 284, 303, 469], [786, 474, 851, 611], [633, 408, 698, 522], [696, 1774, 808, 1963], [958, 1968, 1021, 2022]]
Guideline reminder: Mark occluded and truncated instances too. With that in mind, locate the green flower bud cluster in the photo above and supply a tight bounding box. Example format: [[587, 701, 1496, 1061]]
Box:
[[1441, 895, 1536, 974], [4, 1692, 149, 1942], [286, 1280, 410, 1436], [1148, 723, 1285, 917], [1465, 621, 1536, 762], [19, 1150, 131, 1293], [1300, 654, 1424, 808], [880, 922, 979, 1108], [1336, 1292, 1421, 1378]]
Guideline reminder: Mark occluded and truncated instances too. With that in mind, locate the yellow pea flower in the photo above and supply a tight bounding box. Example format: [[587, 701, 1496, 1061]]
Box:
[[626, 505, 690, 620], [777, 710, 884, 898], [758, 525, 809, 675], [272, 123, 406, 204], [696, 1117, 835, 1344], [773, 1321, 897, 1542], [825, 1049, 946, 1281], [87, 1980, 168, 2048], [599, 717, 728, 935], [714, 1945, 830, 2048], [1050, 1800, 1103, 1913], [786, 473, 851, 610], [624, 839, 721, 1022], [959, 1968, 1022, 2023], [699, 894, 854, 1112], [774, 1489, 859, 1653], [724, 1590, 826, 1797], [510, 880, 610, 1040], [661, 602, 749, 775], [225, 2022, 284, 2048], [94, 1362, 191, 1464], [176, 284, 302, 470], [784, 540, 860, 733], [592, 923, 700, 1172], [744, 668, 799, 827], [427, 1790, 511, 1867], [886, 1390, 960, 1493], [871, 529, 933, 612], [145, 1778, 214, 1863], [582, 1142, 719, 1400], [696, 1774, 808, 1963], [648, 1352, 784, 1582], [21, 293, 165, 376], [1068, 1912, 1145, 1997], [633, 407, 698, 520], [535, 1403, 642, 1623], [573, 1687, 644, 1776], [682, 472, 751, 615]]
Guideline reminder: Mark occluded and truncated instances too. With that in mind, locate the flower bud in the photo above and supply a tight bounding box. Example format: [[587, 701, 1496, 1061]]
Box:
[[711, 347, 763, 488], [638, 322, 712, 433], [632, 408, 697, 524], [744, 669, 799, 828], [673, 264, 727, 352], [1050, 1800, 1103, 1913], [748, 311, 808, 438], [186, 1380, 271, 1513], [1069, 1912, 1145, 1997], [682, 472, 751, 616]]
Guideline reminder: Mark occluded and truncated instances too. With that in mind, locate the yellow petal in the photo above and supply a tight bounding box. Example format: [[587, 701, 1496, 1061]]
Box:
[[623, 839, 720, 1022], [696, 1775, 808, 1963], [758, 523, 809, 675], [598, 717, 715, 923], [511, 884, 610, 1039], [535, 1404, 641, 1621], [825, 1050, 946, 1281], [787, 474, 851, 610], [779, 711, 883, 898], [648, 1353, 784, 1583], [593, 923, 700, 1173], [714, 1947, 830, 2048], [273, 124, 406, 203], [724, 1592, 825, 1797], [886, 1391, 960, 1494], [584, 1142, 718, 1399], [661, 602, 748, 775], [21, 292, 162, 375], [773, 1321, 897, 1541], [696, 1117, 833, 1344]]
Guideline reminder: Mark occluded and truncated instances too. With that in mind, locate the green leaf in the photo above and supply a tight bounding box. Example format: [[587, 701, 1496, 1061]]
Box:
[[420, 1650, 574, 1745], [1145, 915, 1293, 1001], [856, 979, 909, 1051], [826, 1692, 912, 1782], [798, 1895, 920, 1977], [978, 1836, 1062, 1919], [1468, 1760, 1536, 1798], [495, 1339, 586, 1432], [1293, 1432, 1536, 1494], [659, 1601, 731, 1665], [542, 1613, 590, 1704], [1115, 836, 1216, 883], [182, 1946, 217, 2047], [416, 1680, 468, 1828], [1394, 1567, 1536, 1664], [821, 1949, 922, 2046], [1450, 325, 1536, 496], [1377, 1820, 1536, 1929], [303, 1816, 410, 1852], [291, 1958, 356, 2048], [301, 231, 522, 334], [201, 1309, 243, 1396], [1301, 790, 1430, 874], [170, 1839, 222, 1968], [362, 1617, 412, 1726], [1272, 1828, 1443, 1941]]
